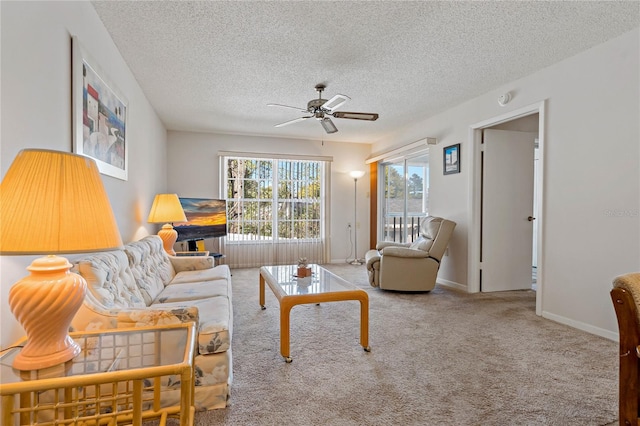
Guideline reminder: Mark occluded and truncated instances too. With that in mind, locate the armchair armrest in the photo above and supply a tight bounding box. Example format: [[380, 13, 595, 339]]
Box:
[[365, 250, 381, 269], [169, 255, 214, 273], [376, 241, 410, 251], [382, 246, 430, 258]]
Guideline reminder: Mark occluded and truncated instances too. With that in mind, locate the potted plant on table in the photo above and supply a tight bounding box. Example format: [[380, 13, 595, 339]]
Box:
[[297, 257, 311, 277]]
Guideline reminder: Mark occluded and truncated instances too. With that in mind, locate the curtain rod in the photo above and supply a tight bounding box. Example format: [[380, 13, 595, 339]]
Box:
[[218, 151, 333, 162], [365, 138, 436, 164]]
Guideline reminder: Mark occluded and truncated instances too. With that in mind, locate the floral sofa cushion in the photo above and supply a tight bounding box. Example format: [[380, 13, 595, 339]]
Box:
[[151, 296, 232, 355], [74, 250, 146, 309], [172, 265, 230, 285], [154, 279, 230, 304], [125, 237, 175, 304]]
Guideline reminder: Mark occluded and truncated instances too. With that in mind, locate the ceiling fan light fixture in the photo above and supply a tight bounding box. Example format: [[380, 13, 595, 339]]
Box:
[[321, 117, 338, 134]]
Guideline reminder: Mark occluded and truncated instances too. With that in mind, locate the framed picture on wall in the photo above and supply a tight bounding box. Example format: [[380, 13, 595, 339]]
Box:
[[72, 36, 128, 180], [443, 143, 460, 175]]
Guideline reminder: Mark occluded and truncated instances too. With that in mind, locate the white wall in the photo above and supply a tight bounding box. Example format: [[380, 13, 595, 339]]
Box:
[[0, 1, 168, 347], [372, 28, 640, 338], [166, 131, 371, 263]]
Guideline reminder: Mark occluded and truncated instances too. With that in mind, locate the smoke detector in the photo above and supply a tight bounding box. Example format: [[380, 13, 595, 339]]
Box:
[[498, 92, 512, 106]]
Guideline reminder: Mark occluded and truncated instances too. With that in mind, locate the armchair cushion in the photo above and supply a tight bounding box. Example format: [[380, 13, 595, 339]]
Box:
[[423, 218, 442, 239], [382, 246, 430, 258], [409, 237, 433, 252], [376, 241, 409, 251]]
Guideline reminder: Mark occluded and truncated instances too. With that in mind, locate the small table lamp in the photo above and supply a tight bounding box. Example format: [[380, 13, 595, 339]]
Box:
[[147, 194, 187, 256], [0, 149, 123, 370]]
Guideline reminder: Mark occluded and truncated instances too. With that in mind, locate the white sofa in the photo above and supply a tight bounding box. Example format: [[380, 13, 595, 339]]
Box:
[[70, 235, 232, 411]]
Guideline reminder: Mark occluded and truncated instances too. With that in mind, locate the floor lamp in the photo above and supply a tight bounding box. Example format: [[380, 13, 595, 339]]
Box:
[[349, 170, 365, 265]]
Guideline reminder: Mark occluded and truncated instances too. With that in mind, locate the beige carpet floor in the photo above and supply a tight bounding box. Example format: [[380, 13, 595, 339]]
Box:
[[180, 264, 618, 425]]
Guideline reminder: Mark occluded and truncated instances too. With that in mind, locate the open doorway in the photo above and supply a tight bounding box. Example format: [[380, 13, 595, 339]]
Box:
[[480, 113, 539, 292], [467, 101, 546, 316]]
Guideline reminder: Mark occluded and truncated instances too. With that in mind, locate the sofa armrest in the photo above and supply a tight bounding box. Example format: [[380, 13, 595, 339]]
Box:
[[382, 246, 430, 258], [168, 255, 214, 273], [116, 306, 200, 328], [72, 300, 199, 333], [376, 241, 410, 251]]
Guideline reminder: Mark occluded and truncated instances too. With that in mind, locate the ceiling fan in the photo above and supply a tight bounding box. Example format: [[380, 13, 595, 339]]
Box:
[[268, 84, 379, 134]]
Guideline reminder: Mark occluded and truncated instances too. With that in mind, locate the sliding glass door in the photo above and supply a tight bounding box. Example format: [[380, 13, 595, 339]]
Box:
[[381, 152, 429, 243]]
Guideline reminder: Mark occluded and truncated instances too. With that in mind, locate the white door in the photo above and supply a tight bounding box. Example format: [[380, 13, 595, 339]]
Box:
[[481, 129, 536, 292]]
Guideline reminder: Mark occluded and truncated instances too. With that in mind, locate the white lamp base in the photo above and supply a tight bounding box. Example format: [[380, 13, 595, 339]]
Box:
[[350, 259, 364, 265], [157, 223, 178, 255], [8, 255, 86, 370]]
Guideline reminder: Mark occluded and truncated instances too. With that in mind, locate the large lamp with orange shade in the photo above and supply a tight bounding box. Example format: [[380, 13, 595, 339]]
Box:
[[0, 149, 123, 370], [147, 194, 187, 256]]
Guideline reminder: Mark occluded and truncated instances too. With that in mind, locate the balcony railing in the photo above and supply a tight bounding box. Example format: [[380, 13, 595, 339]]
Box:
[[383, 214, 427, 243]]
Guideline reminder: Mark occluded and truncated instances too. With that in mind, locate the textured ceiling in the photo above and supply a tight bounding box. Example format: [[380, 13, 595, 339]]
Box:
[[92, 1, 639, 144]]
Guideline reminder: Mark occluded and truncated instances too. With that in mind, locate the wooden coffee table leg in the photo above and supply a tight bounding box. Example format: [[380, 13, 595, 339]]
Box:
[[360, 294, 371, 352], [280, 301, 293, 363], [259, 274, 266, 310]]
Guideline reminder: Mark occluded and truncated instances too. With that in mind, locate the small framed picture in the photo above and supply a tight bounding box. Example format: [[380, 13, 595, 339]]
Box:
[[443, 144, 460, 175]]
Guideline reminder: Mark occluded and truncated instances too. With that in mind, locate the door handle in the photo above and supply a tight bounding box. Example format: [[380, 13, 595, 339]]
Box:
[[528, 216, 536, 221]]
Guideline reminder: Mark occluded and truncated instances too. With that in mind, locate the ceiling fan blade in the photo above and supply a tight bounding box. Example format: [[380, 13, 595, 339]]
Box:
[[321, 94, 350, 112], [274, 116, 312, 128], [320, 117, 338, 134], [267, 103, 309, 113], [332, 111, 379, 121]]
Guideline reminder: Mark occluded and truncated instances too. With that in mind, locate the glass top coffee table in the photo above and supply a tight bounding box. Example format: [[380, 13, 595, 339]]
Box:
[[259, 264, 370, 363]]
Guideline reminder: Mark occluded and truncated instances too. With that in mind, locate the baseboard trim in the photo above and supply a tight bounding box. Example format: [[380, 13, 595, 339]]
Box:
[[542, 311, 618, 342], [437, 278, 467, 292], [329, 259, 364, 265]]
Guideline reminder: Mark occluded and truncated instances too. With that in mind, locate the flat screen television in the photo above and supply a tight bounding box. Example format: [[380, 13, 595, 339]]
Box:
[[175, 198, 227, 243]]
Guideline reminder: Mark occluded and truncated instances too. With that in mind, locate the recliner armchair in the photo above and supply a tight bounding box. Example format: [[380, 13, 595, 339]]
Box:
[[365, 216, 456, 291]]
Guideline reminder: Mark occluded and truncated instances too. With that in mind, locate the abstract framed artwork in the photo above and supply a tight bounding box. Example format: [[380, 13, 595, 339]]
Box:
[[443, 143, 460, 175], [72, 36, 128, 180]]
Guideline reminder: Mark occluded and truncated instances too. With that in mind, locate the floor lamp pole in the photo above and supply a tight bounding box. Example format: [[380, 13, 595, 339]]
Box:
[[350, 171, 365, 265]]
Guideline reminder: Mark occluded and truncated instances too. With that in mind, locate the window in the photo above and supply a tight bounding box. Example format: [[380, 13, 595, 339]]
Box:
[[223, 155, 327, 267]]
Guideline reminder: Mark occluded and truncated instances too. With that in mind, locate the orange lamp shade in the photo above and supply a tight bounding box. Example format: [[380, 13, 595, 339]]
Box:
[[0, 149, 123, 254]]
